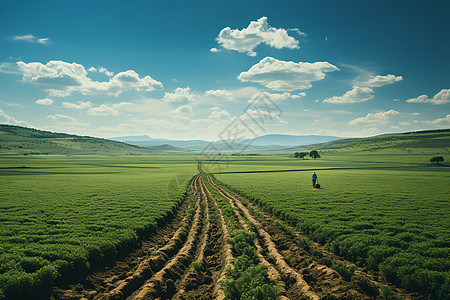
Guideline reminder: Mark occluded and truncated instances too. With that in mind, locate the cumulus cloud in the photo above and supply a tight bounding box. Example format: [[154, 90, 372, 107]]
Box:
[[238, 57, 338, 91], [205, 89, 234, 101], [88, 66, 114, 77], [36, 98, 53, 105], [0, 109, 32, 127], [62, 101, 91, 109], [162, 87, 197, 103], [406, 89, 450, 105], [323, 86, 374, 103], [209, 47, 220, 53], [87, 102, 132, 116], [11, 34, 49, 45], [360, 74, 403, 87], [348, 110, 400, 126], [422, 114, 450, 126], [215, 16, 302, 56], [15, 60, 162, 97]]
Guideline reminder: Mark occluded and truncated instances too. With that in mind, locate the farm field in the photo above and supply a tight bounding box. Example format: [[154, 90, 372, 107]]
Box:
[[213, 153, 450, 298], [0, 155, 197, 299], [1, 148, 449, 299]]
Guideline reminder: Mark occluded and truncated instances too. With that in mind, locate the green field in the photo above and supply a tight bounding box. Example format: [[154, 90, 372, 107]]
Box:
[[0, 155, 197, 299], [1, 129, 449, 299], [213, 151, 450, 298]]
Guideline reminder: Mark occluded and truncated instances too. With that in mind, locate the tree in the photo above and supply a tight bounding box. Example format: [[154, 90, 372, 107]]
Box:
[[430, 156, 444, 165], [309, 150, 321, 160], [294, 152, 308, 159]]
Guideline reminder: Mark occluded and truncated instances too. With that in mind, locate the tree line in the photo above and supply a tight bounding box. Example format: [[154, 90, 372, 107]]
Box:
[[293, 150, 321, 160]]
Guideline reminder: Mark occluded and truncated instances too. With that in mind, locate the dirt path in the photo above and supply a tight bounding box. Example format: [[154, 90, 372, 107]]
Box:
[[51, 173, 410, 299]]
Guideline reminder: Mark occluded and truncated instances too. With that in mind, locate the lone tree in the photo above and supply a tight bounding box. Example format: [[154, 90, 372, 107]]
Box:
[[430, 156, 444, 165], [294, 152, 308, 159], [310, 150, 321, 160]]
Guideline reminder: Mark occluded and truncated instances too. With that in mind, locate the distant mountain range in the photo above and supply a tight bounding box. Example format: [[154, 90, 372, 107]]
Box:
[[109, 134, 345, 152]]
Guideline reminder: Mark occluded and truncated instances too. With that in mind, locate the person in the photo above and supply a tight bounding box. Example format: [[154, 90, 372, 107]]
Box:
[[312, 172, 317, 187]]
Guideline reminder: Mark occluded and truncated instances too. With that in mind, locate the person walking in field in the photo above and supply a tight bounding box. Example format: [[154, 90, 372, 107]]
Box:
[[312, 172, 318, 187]]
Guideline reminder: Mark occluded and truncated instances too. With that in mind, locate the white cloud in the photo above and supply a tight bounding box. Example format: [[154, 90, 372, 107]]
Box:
[[162, 87, 197, 103], [248, 91, 305, 103], [47, 114, 88, 127], [422, 114, 450, 126], [361, 74, 403, 87], [62, 101, 91, 109], [15, 60, 162, 97], [11, 34, 49, 45], [205, 89, 234, 101], [172, 104, 193, 115], [88, 66, 114, 77], [240, 109, 287, 124], [215, 16, 302, 56], [210, 47, 220, 53], [238, 57, 338, 91], [406, 89, 450, 105], [208, 109, 231, 119], [36, 98, 53, 105], [99, 67, 114, 77], [87, 102, 132, 116], [0, 109, 32, 127], [348, 110, 400, 126], [323, 86, 374, 103]]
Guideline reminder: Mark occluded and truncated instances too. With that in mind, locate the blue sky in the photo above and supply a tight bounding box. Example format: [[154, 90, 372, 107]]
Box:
[[0, 0, 449, 140]]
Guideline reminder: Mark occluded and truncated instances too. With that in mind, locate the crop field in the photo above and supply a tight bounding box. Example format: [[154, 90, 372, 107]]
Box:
[[0, 155, 197, 299], [214, 152, 450, 298], [1, 148, 449, 299]]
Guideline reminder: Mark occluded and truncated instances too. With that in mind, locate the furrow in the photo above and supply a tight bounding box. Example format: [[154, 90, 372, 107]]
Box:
[[127, 176, 204, 300], [199, 176, 234, 300], [207, 175, 320, 300]]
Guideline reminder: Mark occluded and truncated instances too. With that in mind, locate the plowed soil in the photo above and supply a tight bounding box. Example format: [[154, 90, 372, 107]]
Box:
[[51, 174, 409, 300]]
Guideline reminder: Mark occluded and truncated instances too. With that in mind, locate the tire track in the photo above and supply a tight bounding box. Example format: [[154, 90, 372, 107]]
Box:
[[207, 175, 320, 300]]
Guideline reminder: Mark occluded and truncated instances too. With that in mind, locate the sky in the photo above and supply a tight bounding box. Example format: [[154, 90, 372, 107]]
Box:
[[0, 0, 449, 141]]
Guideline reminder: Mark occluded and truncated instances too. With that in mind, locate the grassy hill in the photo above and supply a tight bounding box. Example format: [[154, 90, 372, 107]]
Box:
[[146, 144, 190, 152], [0, 125, 154, 155], [288, 129, 450, 152]]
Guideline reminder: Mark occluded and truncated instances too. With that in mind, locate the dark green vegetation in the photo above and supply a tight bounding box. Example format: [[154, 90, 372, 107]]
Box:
[[430, 155, 444, 164], [222, 230, 278, 300], [0, 125, 153, 155], [0, 156, 197, 299], [214, 147, 450, 298], [290, 129, 450, 152]]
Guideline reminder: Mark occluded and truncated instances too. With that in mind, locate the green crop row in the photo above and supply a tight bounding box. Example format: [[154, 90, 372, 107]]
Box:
[[0, 156, 197, 299], [215, 167, 450, 298]]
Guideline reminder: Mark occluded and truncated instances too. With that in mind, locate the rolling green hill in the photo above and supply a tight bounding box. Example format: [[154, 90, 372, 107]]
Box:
[[146, 143, 190, 152], [0, 125, 154, 155], [288, 129, 450, 152]]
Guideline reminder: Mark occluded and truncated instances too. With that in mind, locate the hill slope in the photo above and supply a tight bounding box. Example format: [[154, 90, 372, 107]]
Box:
[[0, 125, 153, 155], [288, 129, 450, 152]]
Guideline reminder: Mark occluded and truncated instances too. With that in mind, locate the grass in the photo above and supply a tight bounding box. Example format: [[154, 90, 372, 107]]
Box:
[[214, 152, 450, 298], [0, 155, 197, 299], [0, 124, 153, 155]]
